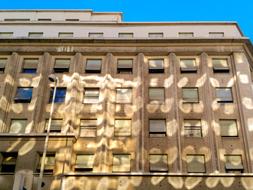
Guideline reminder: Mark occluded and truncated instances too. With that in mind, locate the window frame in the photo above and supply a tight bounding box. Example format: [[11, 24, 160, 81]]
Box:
[[148, 59, 164, 73], [14, 87, 33, 103], [149, 119, 167, 137], [184, 119, 202, 138], [117, 59, 133, 74], [49, 87, 66, 103], [149, 154, 168, 172], [85, 59, 102, 73], [182, 87, 199, 103], [215, 87, 233, 103], [186, 154, 206, 173], [112, 154, 131, 173]]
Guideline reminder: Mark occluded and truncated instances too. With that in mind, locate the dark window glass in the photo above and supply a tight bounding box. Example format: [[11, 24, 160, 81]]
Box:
[[14, 87, 33, 103], [49, 87, 66, 103]]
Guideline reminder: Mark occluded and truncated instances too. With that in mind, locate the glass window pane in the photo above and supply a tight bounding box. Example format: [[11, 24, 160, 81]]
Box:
[[149, 59, 164, 71], [149, 154, 168, 172], [23, 58, 38, 69], [212, 58, 229, 72], [113, 154, 131, 172], [0, 32, 13, 37], [179, 32, 194, 37], [89, 33, 103, 38], [114, 119, 131, 136], [86, 59, 102, 73], [184, 119, 202, 137], [80, 119, 97, 137], [180, 59, 197, 72], [216, 88, 233, 102], [148, 33, 163, 38], [15, 87, 33, 103], [45, 119, 62, 132], [118, 33, 134, 38], [209, 32, 224, 37], [225, 155, 243, 171], [83, 89, 99, 104], [49, 88, 66, 103], [187, 155, 205, 173], [28, 32, 43, 37], [9, 119, 27, 133], [0, 152, 17, 173], [0, 58, 7, 69], [149, 119, 166, 137], [55, 59, 70, 69], [149, 88, 165, 102], [116, 88, 132, 103], [58, 32, 73, 38], [182, 88, 198, 102], [220, 120, 238, 137], [76, 155, 94, 169]]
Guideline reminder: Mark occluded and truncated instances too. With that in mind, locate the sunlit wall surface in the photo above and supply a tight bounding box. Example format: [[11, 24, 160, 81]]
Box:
[[0, 10, 253, 190]]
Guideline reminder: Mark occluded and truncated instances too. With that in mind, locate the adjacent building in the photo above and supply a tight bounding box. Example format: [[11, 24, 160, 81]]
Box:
[[0, 10, 253, 190]]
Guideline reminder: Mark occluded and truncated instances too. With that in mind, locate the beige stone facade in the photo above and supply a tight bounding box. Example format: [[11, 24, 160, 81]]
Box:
[[0, 10, 253, 190]]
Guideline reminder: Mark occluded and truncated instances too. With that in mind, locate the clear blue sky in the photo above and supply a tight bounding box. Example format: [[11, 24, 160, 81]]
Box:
[[0, 0, 252, 41]]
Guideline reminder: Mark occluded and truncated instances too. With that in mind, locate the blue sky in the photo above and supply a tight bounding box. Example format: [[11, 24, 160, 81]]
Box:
[[0, 0, 252, 41]]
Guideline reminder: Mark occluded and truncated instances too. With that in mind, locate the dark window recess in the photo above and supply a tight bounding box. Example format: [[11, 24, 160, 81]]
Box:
[[49, 88, 66, 103], [149, 59, 164, 73], [14, 87, 33, 103], [117, 59, 133, 74], [0, 152, 17, 173]]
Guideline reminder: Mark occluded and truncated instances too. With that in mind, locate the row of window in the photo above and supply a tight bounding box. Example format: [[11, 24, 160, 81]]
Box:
[[13, 87, 233, 104], [0, 57, 230, 74], [0, 152, 243, 174], [0, 32, 225, 38], [7, 118, 239, 138]]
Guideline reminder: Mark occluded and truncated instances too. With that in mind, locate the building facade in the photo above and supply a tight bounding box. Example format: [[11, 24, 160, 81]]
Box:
[[0, 10, 253, 190]]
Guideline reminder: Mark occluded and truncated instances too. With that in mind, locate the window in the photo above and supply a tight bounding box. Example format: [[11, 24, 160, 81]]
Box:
[[182, 88, 199, 103], [75, 154, 94, 172], [149, 119, 166, 137], [58, 32, 74, 38], [114, 119, 131, 137], [112, 154, 131, 172], [225, 155, 243, 173], [116, 88, 132, 104], [0, 152, 17, 173], [117, 59, 133, 74], [186, 155, 205, 173], [209, 32, 224, 37], [0, 58, 7, 73], [212, 58, 229, 73], [83, 88, 99, 104], [184, 119, 202, 137], [216, 88, 233, 103], [148, 33, 164, 38], [0, 32, 13, 37], [85, 59, 102, 73], [80, 119, 97, 137], [9, 119, 28, 133], [220, 120, 238, 137], [44, 119, 62, 133], [49, 87, 66, 103], [37, 153, 55, 173], [53, 58, 70, 73], [28, 32, 43, 38], [149, 154, 168, 172], [180, 59, 197, 73], [148, 59, 164, 73], [118, 33, 134, 38], [22, 58, 38, 74], [65, 19, 79, 21], [179, 32, 194, 37], [14, 87, 33, 103], [38, 18, 51, 21], [149, 87, 165, 102], [88, 33, 103, 38], [4, 19, 30, 21]]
